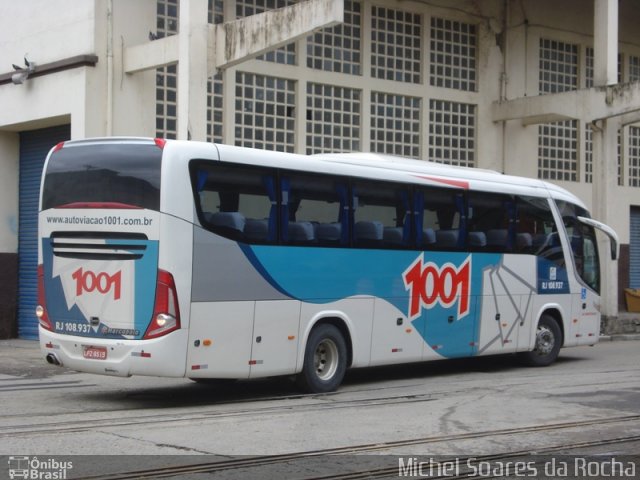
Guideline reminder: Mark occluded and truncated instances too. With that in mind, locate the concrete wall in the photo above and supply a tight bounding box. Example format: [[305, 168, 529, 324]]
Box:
[[111, 0, 157, 137], [0, 1, 99, 337], [0, 1, 96, 66], [0, 1, 95, 136]]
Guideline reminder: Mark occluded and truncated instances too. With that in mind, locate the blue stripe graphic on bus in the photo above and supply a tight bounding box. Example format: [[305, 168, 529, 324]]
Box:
[[243, 246, 501, 358], [118, 239, 159, 338], [42, 237, 158, 339]]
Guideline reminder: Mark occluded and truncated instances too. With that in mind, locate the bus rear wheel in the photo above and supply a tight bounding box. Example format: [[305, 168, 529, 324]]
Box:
[[520, 314, 562, 367], [296, 324, 347, 393]]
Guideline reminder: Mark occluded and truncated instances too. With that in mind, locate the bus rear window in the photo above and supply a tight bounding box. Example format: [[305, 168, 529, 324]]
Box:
[[42, 143, 162, 211]]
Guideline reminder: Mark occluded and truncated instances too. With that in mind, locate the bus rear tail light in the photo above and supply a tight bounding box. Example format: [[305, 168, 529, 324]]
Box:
[[144, 270, 181, 339], [36, 264, 53, 331]]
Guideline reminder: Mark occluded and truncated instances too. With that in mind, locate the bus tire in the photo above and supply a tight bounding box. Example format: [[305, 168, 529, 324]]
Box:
[[520, 314, 562, 367], [296, 324, 347, 393]]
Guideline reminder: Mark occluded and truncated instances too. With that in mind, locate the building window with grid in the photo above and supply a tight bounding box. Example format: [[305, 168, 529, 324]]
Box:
[[156, 66, 178, 138], [156, 0, 179, 139], [630, 127, 640, 187], [236, 0, 297, 64], [618, 131, 623, 186], [234, 72, 296, 152], [585, 47, 594, 88], [630, 55, 640, 82], [538, 122, 578, 182], [428, 99, 475, 167], [209, 0, 224, 24], [207, 73, 224, 143], [585, 48, 594, 183], [429, 17, 477, 91], [585, 124, 593, 183], [307, 0, 361, 75], [370, 92, 420, 158], [539, 39, 578, 93], [628, 57, 640, 188], [538, 39, 578, 181], [306, 83, 361, 154], [370, 6, 421, 84], [206, 0, 224, 143]]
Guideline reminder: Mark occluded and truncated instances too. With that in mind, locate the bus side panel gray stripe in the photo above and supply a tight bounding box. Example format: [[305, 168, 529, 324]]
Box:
[[191, 226, 291, 302]]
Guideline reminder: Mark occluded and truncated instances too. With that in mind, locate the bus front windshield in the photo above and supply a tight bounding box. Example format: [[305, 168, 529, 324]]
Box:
[[556, 201, 600, 293]]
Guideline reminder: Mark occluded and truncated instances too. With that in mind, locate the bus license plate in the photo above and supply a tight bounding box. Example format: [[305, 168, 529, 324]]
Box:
[[83, 346, 107, 360]]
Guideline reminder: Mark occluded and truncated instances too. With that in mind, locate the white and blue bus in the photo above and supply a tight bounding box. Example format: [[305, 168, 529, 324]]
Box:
[[37, 138, 618, 393]]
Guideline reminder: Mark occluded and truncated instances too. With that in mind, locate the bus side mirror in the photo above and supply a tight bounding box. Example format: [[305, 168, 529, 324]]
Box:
[[577, 216, 618, 261]]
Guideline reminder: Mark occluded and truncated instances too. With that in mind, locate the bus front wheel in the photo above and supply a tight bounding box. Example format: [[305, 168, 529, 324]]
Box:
[[296, 324, 347, 393], [520, 314, 562, 367]]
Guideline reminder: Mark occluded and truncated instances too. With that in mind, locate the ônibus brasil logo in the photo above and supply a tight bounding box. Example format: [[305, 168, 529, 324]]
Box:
[[403, 254, 471, 321]]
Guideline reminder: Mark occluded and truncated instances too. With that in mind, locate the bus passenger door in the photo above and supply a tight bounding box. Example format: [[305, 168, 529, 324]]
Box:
[[187, 301, 254, 379], [249, 300, 300, 377], [570, 287, 600, 345]]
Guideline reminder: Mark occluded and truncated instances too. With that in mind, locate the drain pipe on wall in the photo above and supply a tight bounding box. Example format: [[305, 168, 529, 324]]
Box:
[[500, 0, 508, 174]]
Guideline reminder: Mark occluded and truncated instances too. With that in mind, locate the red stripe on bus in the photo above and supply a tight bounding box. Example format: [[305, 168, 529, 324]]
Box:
[[415, 175, 469, 189]]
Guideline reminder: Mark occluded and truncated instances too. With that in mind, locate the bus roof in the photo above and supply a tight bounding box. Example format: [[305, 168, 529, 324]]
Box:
[[312, 151, 587, 208]]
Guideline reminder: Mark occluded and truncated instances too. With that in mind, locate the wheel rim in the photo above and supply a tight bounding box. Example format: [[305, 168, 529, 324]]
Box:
[[535, 325, 555, 356], [314, 338, 339, 381]]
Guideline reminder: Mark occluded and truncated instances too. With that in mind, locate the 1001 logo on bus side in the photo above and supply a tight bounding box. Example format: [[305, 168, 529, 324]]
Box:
[[403, 254, 471, 321]]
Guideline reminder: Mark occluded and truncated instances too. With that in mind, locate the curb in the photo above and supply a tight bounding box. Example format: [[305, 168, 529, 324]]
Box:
[[598, 334, 640, 342]]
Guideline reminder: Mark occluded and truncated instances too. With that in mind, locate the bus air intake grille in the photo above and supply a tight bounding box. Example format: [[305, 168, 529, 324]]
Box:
[[50, 232, 148, 260]]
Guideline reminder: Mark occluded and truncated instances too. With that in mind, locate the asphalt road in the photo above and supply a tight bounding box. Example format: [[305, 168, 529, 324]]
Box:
[[1, 339, 639, 479]]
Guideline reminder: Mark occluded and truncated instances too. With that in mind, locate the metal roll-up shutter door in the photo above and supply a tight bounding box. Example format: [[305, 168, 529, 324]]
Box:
[[630, 207, 640, 289], [18, 124, 70, 339]]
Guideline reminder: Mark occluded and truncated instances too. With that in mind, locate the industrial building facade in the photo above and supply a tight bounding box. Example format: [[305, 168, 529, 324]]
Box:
[[1, 0, 639, 338]]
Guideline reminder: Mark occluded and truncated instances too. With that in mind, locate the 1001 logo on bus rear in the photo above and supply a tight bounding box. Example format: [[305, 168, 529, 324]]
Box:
[[71, 268, 122, 300]]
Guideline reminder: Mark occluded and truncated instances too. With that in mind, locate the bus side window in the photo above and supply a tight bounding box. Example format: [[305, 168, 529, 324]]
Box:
[[282, 173, 348, 247], [352, 181, 411, 249], [190, 162, 276, 244], [466, 192, 515, 253], [517, 196, 561, 262], [418, 187, 465, 251]]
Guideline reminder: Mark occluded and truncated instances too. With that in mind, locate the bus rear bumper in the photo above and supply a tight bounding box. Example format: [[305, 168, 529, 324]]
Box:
[[39, 327, 188, 378]]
